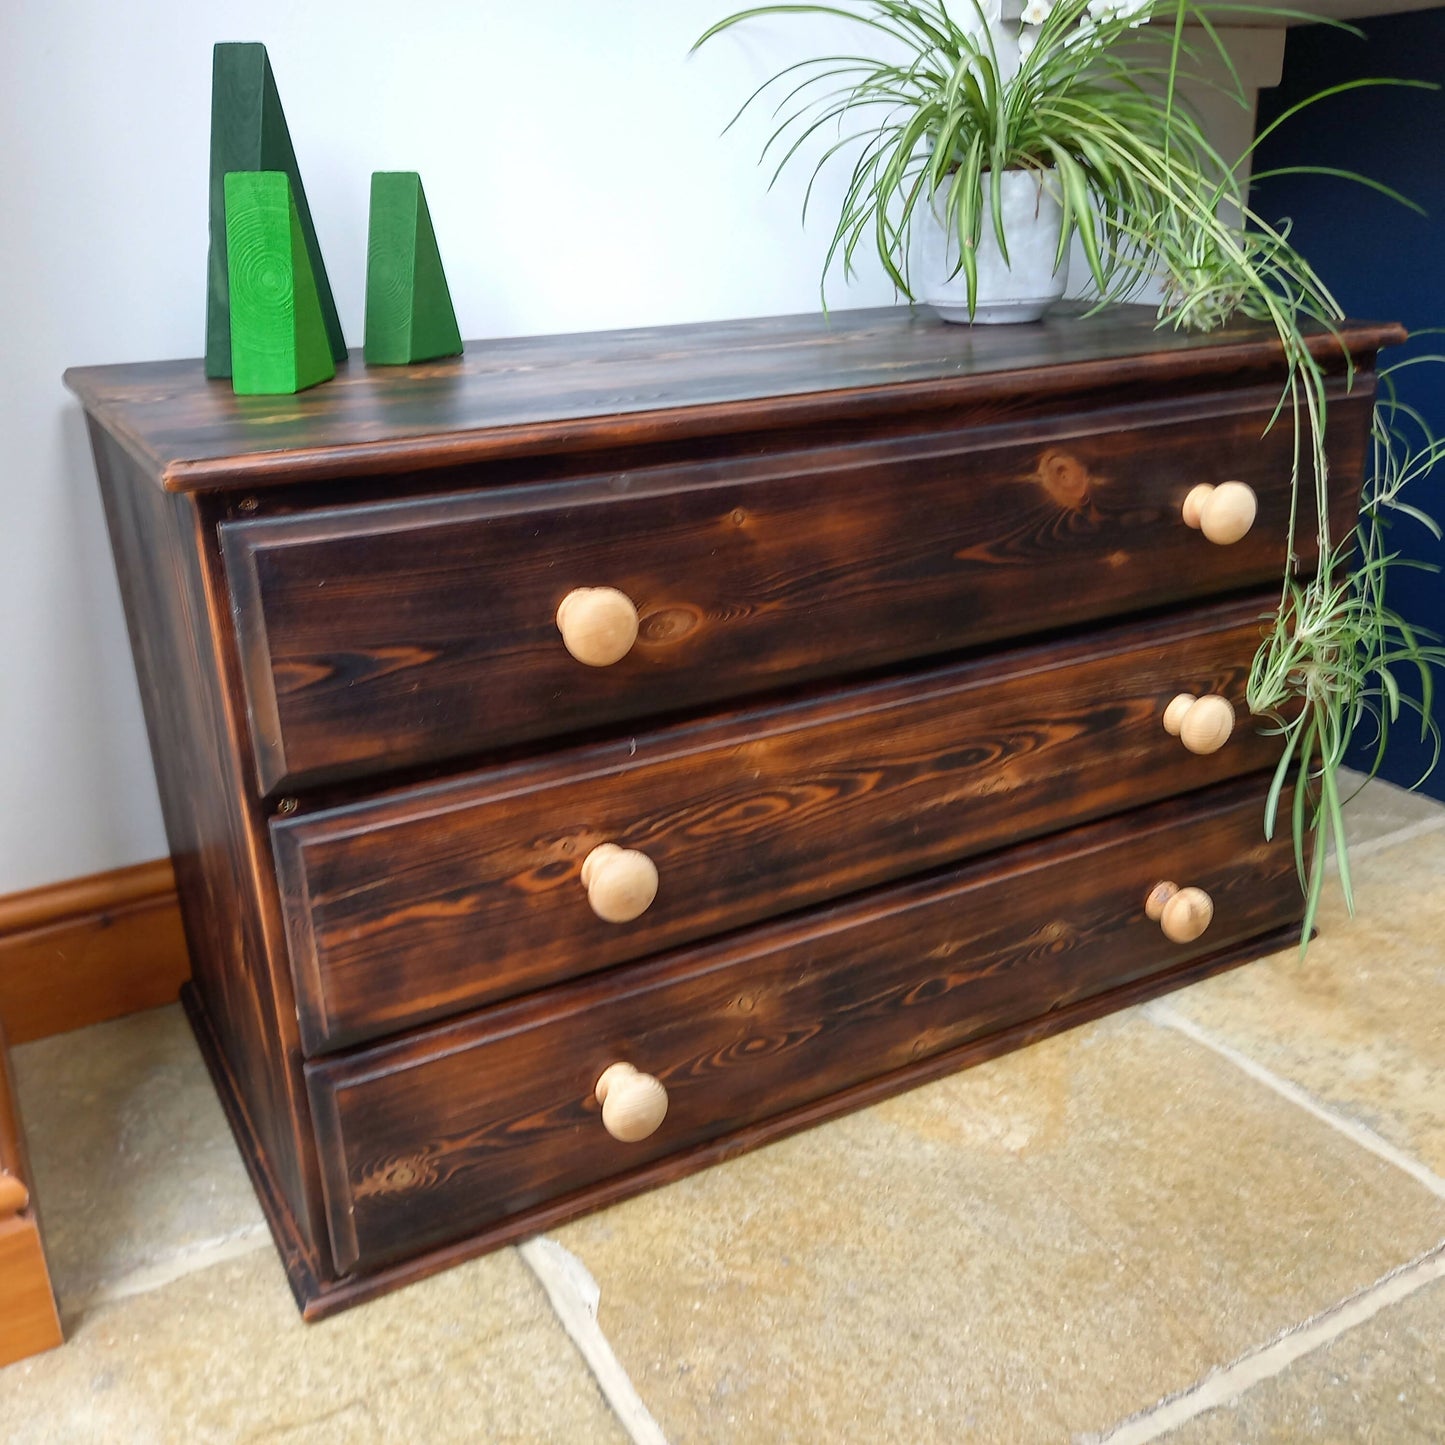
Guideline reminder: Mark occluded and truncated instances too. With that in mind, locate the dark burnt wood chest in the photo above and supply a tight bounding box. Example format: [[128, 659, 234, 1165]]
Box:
[[66, 305, 1401, 1319]]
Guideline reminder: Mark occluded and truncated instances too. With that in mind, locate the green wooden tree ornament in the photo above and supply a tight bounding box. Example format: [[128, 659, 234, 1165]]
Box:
[[364, 172, 464, 365], [206, 42, 346, 379], [224, 171, 336, 395]]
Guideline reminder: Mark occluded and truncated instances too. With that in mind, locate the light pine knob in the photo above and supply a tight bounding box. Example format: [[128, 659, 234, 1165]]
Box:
[[1162, 694, 1196, 736], [1145, 881, 1215, 943], [595, 1063, 669, 1142], [1182, 482, 1258, 545], [1163, 693, 1235, 755], [581, 843, 659, 924], [555, 587, 640, 666], [0, 1169, 29, 1219]]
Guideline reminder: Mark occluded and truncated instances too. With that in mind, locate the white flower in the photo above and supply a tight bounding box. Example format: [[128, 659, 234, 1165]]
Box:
[[1018, 27, 1038, 58], [1020, 0, 1053, 24], [1087, 0, 1152, 27]]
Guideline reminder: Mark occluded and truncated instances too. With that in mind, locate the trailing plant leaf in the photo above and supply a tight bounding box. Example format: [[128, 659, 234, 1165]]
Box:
[[1247, 533, 1445, 947], [694, 1, 1445, 940]]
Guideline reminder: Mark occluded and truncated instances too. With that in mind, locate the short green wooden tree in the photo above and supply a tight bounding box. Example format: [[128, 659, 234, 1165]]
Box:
[[365, 172, 463, 365]]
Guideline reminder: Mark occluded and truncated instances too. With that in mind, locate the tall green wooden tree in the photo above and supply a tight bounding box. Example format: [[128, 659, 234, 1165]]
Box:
[[206, 43, 345, 379]]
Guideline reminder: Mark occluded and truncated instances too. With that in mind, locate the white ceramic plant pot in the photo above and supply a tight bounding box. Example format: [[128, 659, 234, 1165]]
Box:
[[916, 167, 1068, 324]]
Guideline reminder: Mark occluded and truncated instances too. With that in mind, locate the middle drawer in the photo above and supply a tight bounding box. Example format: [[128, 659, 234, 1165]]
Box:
[[274, 594, 1281, 1053]]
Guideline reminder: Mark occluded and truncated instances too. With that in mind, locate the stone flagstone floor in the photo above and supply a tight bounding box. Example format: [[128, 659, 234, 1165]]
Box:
[[1, 772, 1442, 1442]]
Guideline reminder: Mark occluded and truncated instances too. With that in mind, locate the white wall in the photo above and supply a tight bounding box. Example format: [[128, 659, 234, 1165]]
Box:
[[0, 1, 1281, 895]]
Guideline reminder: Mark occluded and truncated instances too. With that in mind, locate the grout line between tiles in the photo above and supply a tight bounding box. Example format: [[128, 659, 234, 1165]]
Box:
[[1090, 1241, 1445, 1445], [518, 1236, 672, 1445], [66, 1221, 273, 1318], [1144, 1003, 1445, 1201]]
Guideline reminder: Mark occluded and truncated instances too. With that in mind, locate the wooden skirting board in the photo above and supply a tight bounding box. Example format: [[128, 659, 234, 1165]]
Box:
[[0, 858, 191, 1044]]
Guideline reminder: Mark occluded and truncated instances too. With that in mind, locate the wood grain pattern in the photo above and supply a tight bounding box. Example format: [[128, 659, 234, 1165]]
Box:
[[191, 918, 1301, 1320], [0, 857, 175, 935], [181, 981, 327, 1316], [0, 893, 189, 1046], [223, 171, 336, 397], [276, 594, 1284, 1053], [0, 1220, 62, 1366], [0, 859, 189, 1043], [205, 42, 347, 378], [71, 303, 1397, 1319], [364, 172, 463, 366], [63, 306, 1403, 494], [224, 384, 1371, 792], [88, 424, 325, 1257], [306, 775, 1301, 1277]]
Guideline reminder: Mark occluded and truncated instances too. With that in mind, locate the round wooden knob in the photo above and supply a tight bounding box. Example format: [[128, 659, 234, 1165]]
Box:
[[1163, 693, 1235, 755], [595, 1063, 669, 1142], [0, 1170, 29, 1219], [555, 587, 639, 666], [1162, 693, 1196, 736], [1145, 881, 1214, 943], [581, 843, 658, 923], [1182, 482, 1257, 545]]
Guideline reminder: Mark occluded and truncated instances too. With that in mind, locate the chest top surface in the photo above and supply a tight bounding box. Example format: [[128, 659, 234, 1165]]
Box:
[[63, 305, 1402, 495]]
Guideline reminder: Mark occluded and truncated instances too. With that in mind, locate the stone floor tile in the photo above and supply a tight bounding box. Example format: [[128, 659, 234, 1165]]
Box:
[[10, 1005, 264, 1311], [552, 1013, 1445, 1445], [1336, 768, 1445, 850], [1166, 828, 1445, 1177], [1160, 1274, 1445, 1444], [0, 1244, 627, 1445]]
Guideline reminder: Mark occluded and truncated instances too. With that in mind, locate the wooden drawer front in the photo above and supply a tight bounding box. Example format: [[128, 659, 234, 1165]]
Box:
[[275, 596, 1285, 1053], [223, 385, 1370, 793], [307, 776, 1300, 1276]]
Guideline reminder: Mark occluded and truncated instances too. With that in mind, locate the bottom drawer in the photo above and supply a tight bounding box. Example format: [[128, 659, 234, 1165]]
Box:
[[308, 775, 1301, 1277]]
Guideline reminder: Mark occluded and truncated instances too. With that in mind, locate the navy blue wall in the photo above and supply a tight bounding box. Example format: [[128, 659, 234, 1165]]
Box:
[[1252, 14, 1445, 797]]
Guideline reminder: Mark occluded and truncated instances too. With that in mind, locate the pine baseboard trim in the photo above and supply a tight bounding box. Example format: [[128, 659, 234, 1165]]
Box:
[[0, 859, 191, 1043]]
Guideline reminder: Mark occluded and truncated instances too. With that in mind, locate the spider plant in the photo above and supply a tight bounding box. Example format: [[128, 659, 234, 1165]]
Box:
[[1248, 356, 1445, 944], [694, 2, 1325, 310], [695, 0, 1444, 940]]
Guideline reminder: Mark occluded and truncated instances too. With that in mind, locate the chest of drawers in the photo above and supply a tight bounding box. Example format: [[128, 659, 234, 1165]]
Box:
[[67, 305, 1400, 1318]]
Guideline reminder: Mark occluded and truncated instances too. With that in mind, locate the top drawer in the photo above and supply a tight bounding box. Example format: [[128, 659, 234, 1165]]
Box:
[[221, 384, 1371, 793]]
